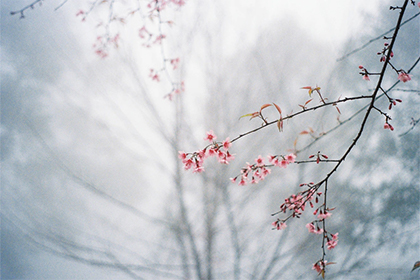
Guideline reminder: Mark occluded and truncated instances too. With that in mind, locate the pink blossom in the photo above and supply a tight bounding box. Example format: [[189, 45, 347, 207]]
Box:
[[306, 223, 315, 233], [152, 74, 160, 82], [238, 178, 247, 186], [398, 72, 412, 83], [178, 151, 187, 160], [279, 159, 288, 168], [363, 74, 370, 81], [183, 159, 194, 170], [327, 240, 337, 250], [76, 10, 84, 16], [318, 212, 332, 220], [138, 26, 150, 39], [271, 158, 280, 166], [204, 130, 217, 142], [223, 138, 232, 150], [272, 221, 287, 230], [268, 155, 276, 163], [261, 167, 271, 177], [193, 165, 205, 173], [217, 150, 229, 164], [170, 0, 186, 6], [306, 223, 323, 234], [149, 69, 160, 82], [327, 232, 339, 250], [154, 34, 166, 44], [384, 123, 394, 131], [312, 263, 322, 273], [286, 153, 296, 163], [312, 261, 327, 273], [207, 148, 217, 157], [95, 49, 108, 59], [226, 151, 235, 162], [170, 58, 180, 70], [255, 155, 264, 167]]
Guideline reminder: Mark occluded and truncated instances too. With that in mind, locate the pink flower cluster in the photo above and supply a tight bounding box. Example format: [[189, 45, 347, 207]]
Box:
[[272, 220, 287, 230], [377, 42, 393, 62], [149, 69, 160, 82], [384, 122, 394, 131], [327, 232, 339, 250], [278, 184, 320, 217], [359, 65, 370, 81], [231, 153, 296, 186], [92, 34, 120, 59], [398, 72, 412, 83], [170, 58, 180, 70], [165, 81, 185, 101], [178, 131, 234, 173]]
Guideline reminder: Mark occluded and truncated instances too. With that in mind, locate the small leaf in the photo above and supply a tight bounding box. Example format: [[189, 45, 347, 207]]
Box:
[[301, 86, 313, 96], [260, 104, 272, 111], [412, 261, 420, 272], [277, 119, 283, 132], [273, 103, 282, 115], [335, 106, 341, 114], [239, 112, 259, 120], [305, 99, 313, 105], [293, 137, 298, 148], [300, 130, 309, 135]]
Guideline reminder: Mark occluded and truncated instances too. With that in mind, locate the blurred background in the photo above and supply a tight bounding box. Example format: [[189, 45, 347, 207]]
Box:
[[1, 0, 419, 279]]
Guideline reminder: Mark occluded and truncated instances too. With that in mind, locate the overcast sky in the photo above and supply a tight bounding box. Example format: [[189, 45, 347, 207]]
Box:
[[1, 0, 419, 279]]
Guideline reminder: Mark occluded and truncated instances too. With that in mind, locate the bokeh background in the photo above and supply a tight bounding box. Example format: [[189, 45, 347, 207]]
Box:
[[1, 0, 419, 279]]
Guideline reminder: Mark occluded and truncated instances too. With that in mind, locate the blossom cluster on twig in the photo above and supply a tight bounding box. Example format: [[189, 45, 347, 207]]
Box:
[[75, 0, 186, 100], [180, 1, 417, 277]]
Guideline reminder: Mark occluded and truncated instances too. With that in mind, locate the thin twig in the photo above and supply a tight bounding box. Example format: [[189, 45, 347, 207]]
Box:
[[336, 11, 420, 61]]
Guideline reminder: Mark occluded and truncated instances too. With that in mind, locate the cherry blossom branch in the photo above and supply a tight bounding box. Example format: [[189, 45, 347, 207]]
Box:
[[316, 0, 407, 183], [180, 1, 414, 277], [74, 0, 185, 99], [229, 95, 372, 145], [299, 55, 419, 153]]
